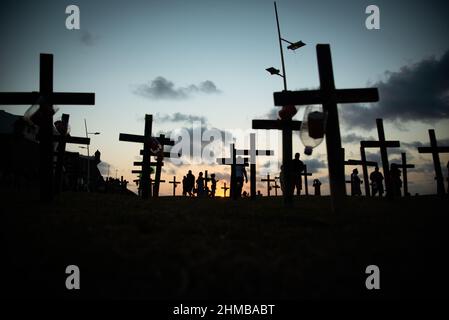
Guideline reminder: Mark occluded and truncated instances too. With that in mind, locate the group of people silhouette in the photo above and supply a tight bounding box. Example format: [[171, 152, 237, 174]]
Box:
[[349, 164, 404, 197], [182, 170, 218, 198]]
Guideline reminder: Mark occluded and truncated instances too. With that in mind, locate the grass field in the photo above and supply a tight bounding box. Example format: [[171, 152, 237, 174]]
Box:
[[1, 189, 448, 299]]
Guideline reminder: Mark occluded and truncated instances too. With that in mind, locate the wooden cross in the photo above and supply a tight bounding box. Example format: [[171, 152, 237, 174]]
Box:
[[252, 119, 301, 204], [360, 119, 400, 198], [391, 152, 415, 197], [343, 147, 378, 196], [221, 182, 230, 197], [273, 44, 379, 211], [273, 177, 281, 196], [169, 176, 181, 196], [261, 173, 276, 196], [0, 53, 95, 201], [119, 114, 154, 199], [418, 129, 449, 196], [235, 133, 274, 199], [119, 115, 175, 199], [53, 113, 90, 194], [300, 164, 313, 196], [216, 143, 249, 199]]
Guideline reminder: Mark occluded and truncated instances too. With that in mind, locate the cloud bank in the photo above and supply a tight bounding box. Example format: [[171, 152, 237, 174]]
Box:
[[341, 50, 449, 129], [134, 77, 221, 100]]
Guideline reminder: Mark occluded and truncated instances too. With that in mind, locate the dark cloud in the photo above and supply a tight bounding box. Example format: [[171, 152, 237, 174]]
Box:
[[155, 112, 207, 124], [80, 30, 99, 46], [305, 158, 327, 172], [341, 50, 449, 129], [134, 77, 221, 100], [342, 133, 376, 144]]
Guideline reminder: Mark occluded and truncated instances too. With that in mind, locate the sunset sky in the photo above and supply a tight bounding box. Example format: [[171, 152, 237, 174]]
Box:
[[1, 0, 448, 196]]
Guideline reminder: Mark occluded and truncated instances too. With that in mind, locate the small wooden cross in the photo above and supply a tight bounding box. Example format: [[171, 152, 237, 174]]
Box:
[[169, 176, 181, 196], [300, 164, 313, 196], [273, 177, 281, 196], [418, 129, 449, 196], [261, 173, 276, 196], [273, 44, 379, 211], [360, 118, 400, 197], [221, 182, 230, 197], [0, 53, 95, 201]]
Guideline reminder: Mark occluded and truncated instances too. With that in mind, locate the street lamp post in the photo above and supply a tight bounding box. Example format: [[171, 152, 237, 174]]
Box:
[[265, 1, 306, 205], [84, 118, 100, 191]]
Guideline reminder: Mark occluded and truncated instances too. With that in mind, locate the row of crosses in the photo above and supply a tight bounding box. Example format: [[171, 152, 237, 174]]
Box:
[[1, 49, 448, 202]]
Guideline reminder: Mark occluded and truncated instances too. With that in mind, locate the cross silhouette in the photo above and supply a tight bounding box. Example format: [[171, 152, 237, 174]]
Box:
[[273, 44, 379, 211], [0, 53, 95, 201], [418, 129, 449, 196], [300, 164, 313, 196], [221, 182, 230, 197], [360, 119, 400, 197], [169, 176, 181, 196], [261, 173, 276, 196]]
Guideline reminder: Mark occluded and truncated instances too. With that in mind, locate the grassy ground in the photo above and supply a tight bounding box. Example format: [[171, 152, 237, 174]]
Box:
[[1, 189, 448, 299]]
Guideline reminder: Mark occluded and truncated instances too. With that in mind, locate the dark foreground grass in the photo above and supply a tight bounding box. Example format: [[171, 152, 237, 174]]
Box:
[[1, 189, 448, 299]]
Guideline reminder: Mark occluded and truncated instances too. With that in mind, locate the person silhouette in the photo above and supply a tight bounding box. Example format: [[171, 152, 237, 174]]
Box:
[[370, 166, 384, 197], [182, 175, 187, 196], [351, 168, 362, 196], [390, 164, 402, 197], [313, 179, 322, 196], [210, 173, 217, 198], [291, 153, 305, 196], [186, 170, 195, 197], [196, 172, 205, 197], [235, 157, 248, 198]]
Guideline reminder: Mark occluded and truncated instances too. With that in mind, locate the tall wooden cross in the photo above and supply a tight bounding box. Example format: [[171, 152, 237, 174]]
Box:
[[300, 164, 313, 196], [343, 147, 378, 196], [418, 129, 449, 196], [235, 133, 274, 199], [273, 44, 379, 211], [119, 114, 154, 200], [391, 152, 415, 197], [216, 143, 249, 199], [360, 119, 400, 198], [169, 176, 181, 196], [221, 182, 229, 197], [273, 177, 281, 196], [261, 173, 275, 196], [54, 113, 90, 194], [252, 119, 302, 204], [119, 114, 175, 199], [0, 53, 95, 201]]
